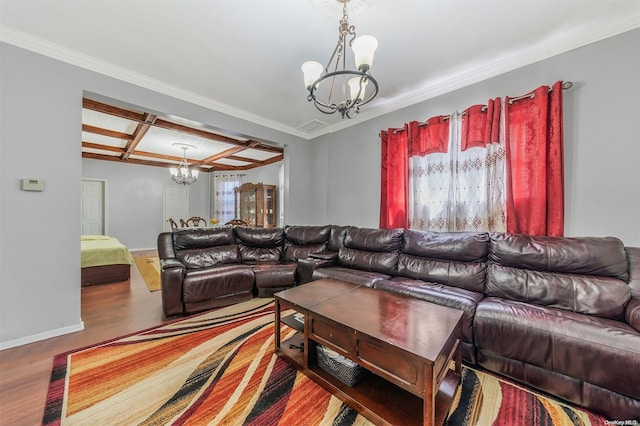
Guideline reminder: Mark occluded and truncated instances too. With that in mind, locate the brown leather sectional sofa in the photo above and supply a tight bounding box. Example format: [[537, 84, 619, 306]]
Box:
[[158, 224, 640, 420]]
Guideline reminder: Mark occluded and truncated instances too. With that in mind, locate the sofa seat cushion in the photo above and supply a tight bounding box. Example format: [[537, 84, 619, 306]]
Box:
[[252, 261, 297, 290], [183, 265, 254, 303], [475, 297, 640, 402], [284, 244, 326, 261], [374, 278, 483, 345], [313, 267, 390, 287]]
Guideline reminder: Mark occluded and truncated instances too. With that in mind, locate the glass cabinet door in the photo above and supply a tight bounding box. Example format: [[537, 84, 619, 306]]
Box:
[[265, 187, 276, 227], [234, 183, 277, 228]]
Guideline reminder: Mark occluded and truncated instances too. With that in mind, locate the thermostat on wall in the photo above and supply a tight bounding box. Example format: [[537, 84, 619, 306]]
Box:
[[22, 178, 45, 191]]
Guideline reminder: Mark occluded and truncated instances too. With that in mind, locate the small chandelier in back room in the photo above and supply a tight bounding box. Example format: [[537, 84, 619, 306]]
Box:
[[302, 0, 379, 119], [170, 143, 199, 185]]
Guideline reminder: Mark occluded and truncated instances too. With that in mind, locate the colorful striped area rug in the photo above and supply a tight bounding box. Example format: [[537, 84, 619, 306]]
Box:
[[43, 299, 607, 425]]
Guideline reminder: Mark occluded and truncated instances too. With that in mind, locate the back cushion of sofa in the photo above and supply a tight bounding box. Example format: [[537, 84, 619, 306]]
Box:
[[338, 227, 403, 275], [285, 225, 331, 245], [283, 225, 331, 261], [344, 227, 404, 251], [235, 227, 284, 262], [397, 230, 489, 293], [173, 228, 234, 251], [487, 233, 631, 320], [234, 227, 285, 247], [327, 225, 351, 252], [177, 245, 240, 269]]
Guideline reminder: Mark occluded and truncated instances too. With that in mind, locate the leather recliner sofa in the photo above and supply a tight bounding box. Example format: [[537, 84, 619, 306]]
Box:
[[157, 225, 343, 316], [298, 226, 640, 420], [158, 224, 640, 420]]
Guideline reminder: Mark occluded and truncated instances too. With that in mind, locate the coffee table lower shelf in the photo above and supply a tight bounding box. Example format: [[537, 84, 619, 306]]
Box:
[[278, 334, 460, 426]]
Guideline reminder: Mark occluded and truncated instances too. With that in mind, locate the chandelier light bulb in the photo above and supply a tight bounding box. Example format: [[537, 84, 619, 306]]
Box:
[[352, 35, 378, 72], [348, 76, 368, 102], [302, 61, 324, 89]]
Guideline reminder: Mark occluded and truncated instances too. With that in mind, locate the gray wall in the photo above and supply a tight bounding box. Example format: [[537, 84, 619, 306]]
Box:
[[0, 42, 311, 348], [82, 158, 211, 250], [310, 29, 640, 245], [2, 28, 639, 348]]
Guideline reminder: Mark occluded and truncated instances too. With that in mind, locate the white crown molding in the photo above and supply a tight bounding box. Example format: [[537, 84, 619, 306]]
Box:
[[3, 11, 639, 141], [0, 25, 312, 140]]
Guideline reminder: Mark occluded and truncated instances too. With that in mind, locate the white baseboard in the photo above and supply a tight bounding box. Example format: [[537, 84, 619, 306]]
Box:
[[0, 321, 85, 351]]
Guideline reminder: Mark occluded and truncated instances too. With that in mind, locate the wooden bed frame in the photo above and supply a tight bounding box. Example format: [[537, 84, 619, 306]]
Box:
[[81, 264, 131, 287]]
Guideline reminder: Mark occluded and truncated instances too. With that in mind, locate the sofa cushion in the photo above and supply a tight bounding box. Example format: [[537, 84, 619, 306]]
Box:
[[344, 227, 404, 252], [234, 227, 285, 247], [327, 225, 351, 252], [487, 234, 631, 320], [173, 228, 234, 251], [283, 225, 331, 261], [239, 246, 283, 263], [284, 244, 327, 261], [182, 265, 254, 302], [402, 230, 489, 262], [489, 233, 629, 280], [285, 225, 331, 245], [475, 297, 640, 402], [235, 227, 285, 262], [313, 266, 391, 288], [177, 245, 240, 269], [397, 255, 486, 294], [336, 227, 403, 275]]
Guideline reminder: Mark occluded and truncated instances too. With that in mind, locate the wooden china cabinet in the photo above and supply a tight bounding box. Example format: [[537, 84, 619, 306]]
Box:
[[234, 182, 277, 228]]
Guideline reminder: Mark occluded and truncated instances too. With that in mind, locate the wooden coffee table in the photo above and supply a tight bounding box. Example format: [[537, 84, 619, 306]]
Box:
[[274, 278, 463, 426]]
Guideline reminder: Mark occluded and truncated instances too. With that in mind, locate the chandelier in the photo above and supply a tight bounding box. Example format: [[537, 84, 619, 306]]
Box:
[[169, 144, 199, 185], [302, 0, 379, 119]]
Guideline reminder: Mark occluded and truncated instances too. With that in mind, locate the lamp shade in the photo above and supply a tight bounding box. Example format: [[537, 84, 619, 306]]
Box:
[[352, 35, 378, 72], [301, 61, 324, 89], [348, 76, 369, 102]]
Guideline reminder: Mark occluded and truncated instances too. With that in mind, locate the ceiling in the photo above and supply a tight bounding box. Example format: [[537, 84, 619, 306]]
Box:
[[1, 0, 639, 143], [81, 97, 284, 171]]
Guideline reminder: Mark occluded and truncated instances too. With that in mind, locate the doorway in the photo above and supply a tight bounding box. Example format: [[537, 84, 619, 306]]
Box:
[[81, 179, 107, 235]]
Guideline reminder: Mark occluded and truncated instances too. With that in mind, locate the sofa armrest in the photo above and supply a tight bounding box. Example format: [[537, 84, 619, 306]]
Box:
[[626, 296, 640, 333], [160, 264, 186, 318], [160, 257, 184, 270], [297, 257, 337, 284]]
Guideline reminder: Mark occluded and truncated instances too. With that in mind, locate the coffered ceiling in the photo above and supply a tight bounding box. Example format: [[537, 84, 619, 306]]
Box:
[[2, 0, 639, 141], [82, 98, 284, 171]]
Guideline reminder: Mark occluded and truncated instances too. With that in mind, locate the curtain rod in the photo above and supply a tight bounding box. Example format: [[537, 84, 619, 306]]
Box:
[[381, 81, 573, 136], [508, 81, 573, 104]]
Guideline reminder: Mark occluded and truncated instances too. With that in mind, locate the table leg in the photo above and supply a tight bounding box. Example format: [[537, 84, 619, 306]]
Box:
[[274, 298, 281, 354]]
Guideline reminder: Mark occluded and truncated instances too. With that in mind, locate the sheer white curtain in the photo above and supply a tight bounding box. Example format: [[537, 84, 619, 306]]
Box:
[[214, 174, 244, 225], [409, 112, 506, 232]]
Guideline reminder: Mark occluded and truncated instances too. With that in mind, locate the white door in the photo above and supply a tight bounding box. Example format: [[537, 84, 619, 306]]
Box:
[[164, 185, 189, 231], [81, 179, 106, 235]]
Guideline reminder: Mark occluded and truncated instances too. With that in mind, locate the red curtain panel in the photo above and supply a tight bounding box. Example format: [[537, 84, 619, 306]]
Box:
[[380, 125, 409, 229], [505, 81, 564, 236], [408, 116, 450, 157], [461, 97, 501, 150]]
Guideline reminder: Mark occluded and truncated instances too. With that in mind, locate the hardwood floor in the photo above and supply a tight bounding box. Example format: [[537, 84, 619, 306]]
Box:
[[0, 254, 169, 425]]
